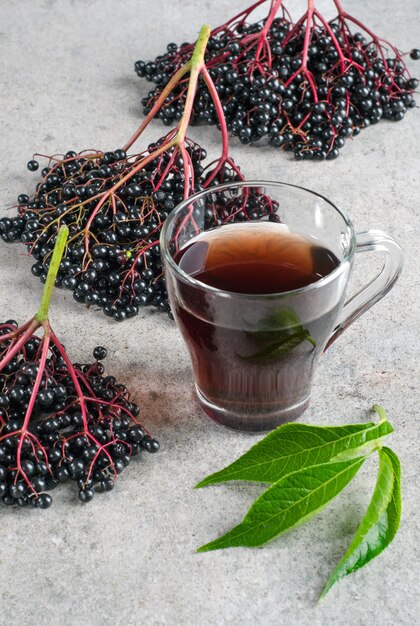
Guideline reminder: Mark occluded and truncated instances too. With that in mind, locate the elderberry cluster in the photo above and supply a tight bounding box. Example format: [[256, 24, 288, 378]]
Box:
[[0, 144, 208, 321], [0, 328, 158, 509], [136, 16, 419, 159]]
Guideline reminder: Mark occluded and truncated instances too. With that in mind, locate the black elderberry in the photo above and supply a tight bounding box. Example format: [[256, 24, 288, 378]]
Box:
[[27, 160, 39, 172], [48, 448, 62, 464], [31, 476, 47, 492], [35, 461, 49, 475], [121, 454, 131, 467], [56, 466, 70, 482], [120, 416, 130, 429], [36, 493, 53, 509], [114, 459, 125, 474], [9, 481, 26, 499], [142, 437, 160, 453], [77, 477, 93, 490], [9, 385, 27, 404], [59, 414, 72, 428], [79, 487, 95, 503], [68, 459, 85, 477], [72, 412, 84, 427], [128, 425, 145, 442], [20, 459, 35, 477], [82, 446, 97, 462], [38, 389, 55, 408], [93, 346, 107, 360], [101, 477, 114, 492]]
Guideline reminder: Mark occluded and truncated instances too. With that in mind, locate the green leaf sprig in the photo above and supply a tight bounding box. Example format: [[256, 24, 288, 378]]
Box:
[[196, 405, 401, 598]]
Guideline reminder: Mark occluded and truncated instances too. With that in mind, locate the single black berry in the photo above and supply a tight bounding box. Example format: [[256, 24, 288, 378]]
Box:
[[27, 160, 39, 172], [93, 346, 107, 360]]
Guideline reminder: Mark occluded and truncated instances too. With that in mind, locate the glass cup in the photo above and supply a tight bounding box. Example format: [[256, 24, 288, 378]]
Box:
[[160, 181, 403, 432]]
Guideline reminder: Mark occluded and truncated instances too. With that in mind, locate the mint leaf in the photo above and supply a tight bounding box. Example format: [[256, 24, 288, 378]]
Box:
[[196, 418, 393, 488], [320, 446, 401, 598], [198, 457, 365, 552]]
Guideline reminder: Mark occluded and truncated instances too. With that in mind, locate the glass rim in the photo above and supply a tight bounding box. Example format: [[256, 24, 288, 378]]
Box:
[[160, 180, 356, 300]]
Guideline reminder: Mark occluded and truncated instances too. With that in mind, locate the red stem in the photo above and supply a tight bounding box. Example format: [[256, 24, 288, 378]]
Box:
[[49, 330, 89, 431], [313, 9, 346, 73], [333, 0, 344, 11], [215, 0, 269, 35], [154, 149, 178, 191], [301, 0, 314, 68], [16, 333, 51, 490], [179, 143, 193, 200], [200, 66, 234, 186], [123, 62, 191, 152], [282, 10, 308, 47], [51, 331, 118, 473], [336, 8, 403, 70], [0, 319, 33, 342], [255, 0, 284, 62], [0, 320, 39, 371]]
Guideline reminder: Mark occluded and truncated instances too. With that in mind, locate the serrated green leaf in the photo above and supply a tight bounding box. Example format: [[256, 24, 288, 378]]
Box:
[[320, 446, 401, 598], [196, 418, 393, 488], [198, 457, 365, 552]]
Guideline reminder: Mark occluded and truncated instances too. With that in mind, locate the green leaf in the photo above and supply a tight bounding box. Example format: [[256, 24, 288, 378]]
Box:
[[196, 418, 393, 488], [242, 307, 316, 361], [320, 446, 401, 598], [240, 329, 311, 362], [198, 457, 365, 552]]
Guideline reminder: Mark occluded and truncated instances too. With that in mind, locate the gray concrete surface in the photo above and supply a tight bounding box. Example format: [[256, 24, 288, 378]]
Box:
[[0, 1, 419, 624]]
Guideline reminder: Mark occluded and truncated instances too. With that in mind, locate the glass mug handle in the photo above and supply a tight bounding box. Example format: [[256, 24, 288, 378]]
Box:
[[325, 230, 403, 350]]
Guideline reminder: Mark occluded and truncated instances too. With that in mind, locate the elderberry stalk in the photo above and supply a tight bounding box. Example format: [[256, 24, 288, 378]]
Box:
[[136, 0, 419, 159], [0, 226, 159, 509], [0, 25, 274, 322]]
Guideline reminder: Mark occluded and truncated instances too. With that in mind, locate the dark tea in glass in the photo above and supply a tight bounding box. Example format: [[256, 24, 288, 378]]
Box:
[[161, 182, 403, 431]]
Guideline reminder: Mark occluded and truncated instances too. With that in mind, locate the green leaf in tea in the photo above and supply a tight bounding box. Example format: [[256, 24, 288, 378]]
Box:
[[241, 307, 316, 362], [240, 328, 313, 362], [196, 417, 393, 488], [198, 457, 365, 552], [320, 446, 401, 597]]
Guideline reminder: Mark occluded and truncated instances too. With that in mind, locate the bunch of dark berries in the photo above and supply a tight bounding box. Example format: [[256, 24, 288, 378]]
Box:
[[0, 26, 275, 322], [136, 0, 419, 159], [0, 227, 158, 509], [1, 141, 208, 321]]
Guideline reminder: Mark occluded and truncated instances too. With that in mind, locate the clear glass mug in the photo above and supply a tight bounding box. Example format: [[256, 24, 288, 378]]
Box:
[[160, 182, 403, 432]]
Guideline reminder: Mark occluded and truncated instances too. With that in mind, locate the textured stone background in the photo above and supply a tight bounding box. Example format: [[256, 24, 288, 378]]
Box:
[[0, 1, 419, 624]]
